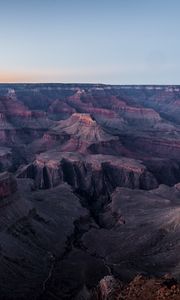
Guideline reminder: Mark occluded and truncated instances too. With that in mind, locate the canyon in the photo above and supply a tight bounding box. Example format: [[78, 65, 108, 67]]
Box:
[[0, 84, 180, 299]]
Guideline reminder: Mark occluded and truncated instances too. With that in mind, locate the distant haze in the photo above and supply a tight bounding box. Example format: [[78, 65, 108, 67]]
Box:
[[0, 0, 180, 84]]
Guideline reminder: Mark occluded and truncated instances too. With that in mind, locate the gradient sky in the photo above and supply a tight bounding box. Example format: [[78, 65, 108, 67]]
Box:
[[0, 0, 180, 84]]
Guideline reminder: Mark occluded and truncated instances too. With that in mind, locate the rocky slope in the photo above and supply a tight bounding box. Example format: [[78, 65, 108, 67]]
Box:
[[0, 177, 179, 299], [0, 178, 88, 299], [36, 183, 180, 300], [92, 275, 180, 300]]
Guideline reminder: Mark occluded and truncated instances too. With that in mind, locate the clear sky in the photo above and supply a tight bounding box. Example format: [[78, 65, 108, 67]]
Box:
[[0, 0, 180, 84]]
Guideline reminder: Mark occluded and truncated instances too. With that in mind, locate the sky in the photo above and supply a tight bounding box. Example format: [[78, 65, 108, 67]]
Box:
[[0, 0, 180, 84]]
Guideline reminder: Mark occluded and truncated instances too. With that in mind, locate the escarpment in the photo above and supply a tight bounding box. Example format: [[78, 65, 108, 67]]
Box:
[[17, 153, 158, 194]]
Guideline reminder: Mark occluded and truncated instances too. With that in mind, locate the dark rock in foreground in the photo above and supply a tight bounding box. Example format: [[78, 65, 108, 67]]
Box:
[[92, 275, 180, 300]]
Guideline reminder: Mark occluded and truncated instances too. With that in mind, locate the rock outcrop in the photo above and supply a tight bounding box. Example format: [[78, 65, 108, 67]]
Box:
[[0, 171, 17, 199], [51, 113, 118, 153], [17, 152, 158, 192], [93, 275, 180, 300]]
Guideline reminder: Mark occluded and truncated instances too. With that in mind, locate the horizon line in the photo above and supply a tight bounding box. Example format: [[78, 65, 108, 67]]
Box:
[[0, 82, 180, 86]]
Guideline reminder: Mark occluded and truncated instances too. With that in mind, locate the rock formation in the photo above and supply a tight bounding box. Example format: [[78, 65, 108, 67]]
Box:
[[0, 84, 179, 299], [93, 275, 180, 300], [17, 152, 157, 192]]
